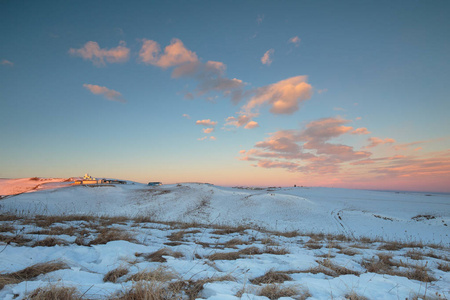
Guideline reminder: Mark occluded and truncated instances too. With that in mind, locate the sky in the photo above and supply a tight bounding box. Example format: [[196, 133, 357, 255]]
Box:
[[1, 1, 449, 192]]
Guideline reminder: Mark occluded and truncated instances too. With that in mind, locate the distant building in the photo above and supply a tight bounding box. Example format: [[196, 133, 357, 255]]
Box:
[[148, 182, 162, 186], [73, 174, 126, 185]]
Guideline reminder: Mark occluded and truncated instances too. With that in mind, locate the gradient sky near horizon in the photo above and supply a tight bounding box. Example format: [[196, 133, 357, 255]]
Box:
[[1, 1, 450, 192]]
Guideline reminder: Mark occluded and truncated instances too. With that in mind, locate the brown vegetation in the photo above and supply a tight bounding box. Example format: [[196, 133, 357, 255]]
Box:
[[103, 267, 129, 283], [250, 270, 292, 285], [28, 285, 80, 300]]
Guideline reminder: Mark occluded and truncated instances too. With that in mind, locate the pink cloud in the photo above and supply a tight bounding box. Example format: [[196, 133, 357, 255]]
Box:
[[203, 128, 214, 134], [244, 121, 259, 129], [139, 38, 198, 68], [182, 114, 191, 119], [351, 127, 371, 135], [69, 41, 129, 66], [366, 137, 396, 148], [241, 117, 372, 174], [261, 49, 274, 65], [198, 136, 207, 141], [1, 59, 14, 66], [83, 84, 126, 103], [244, 76, 313, 114], [196, 119, 218, 127], [210, 136, 216, 141], [288, 36, 301, 46], [225, 113, 258, 128]]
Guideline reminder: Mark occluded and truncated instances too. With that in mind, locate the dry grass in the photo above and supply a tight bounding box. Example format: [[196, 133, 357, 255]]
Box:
[[136, 248, 184, 262], [126, 266, 177, 282], [338, 248, 361, 256], [250, 270, 292, 285], [224, 238, 248, 248], [30, 226, 77, 236], [211, 225, 248, 235], [0, 224, 15, 233], [0, 261, 68, 289], [317, 259, 360, 276], [263, 246, 289, 255], [33, 237, 66, 247], [405, 249, 424, 260], [345, 291, 369, 300], [103, 267, 129, 283], [258, 284, 307, 300], [0, 234, 32, 246], [89, 228, 136, 245], [238, 246, 262, 255], [168, 230, 185, 242], [377, 241, 424, 251], [275, 230, 300, 238], [112, 281, 180, 300], [178, 276, 235, 299], [28, 285, 80, 299], [208, 251, 241, 261], [28, 215, 96, 228], [260, 237, 279, 246], [437, 262, 450, 272], [362, 254, 435, 282], [305, 241, 322, 249]]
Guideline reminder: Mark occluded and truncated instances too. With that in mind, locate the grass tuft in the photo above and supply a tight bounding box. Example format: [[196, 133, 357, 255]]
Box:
[[103, 267, 129, 283]]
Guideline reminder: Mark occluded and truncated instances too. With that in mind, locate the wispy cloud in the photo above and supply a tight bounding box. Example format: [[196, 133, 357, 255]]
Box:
[[203, 128, 214, 134], [366, 137, 396, 148], [1, 59, 14, 66], [224, 113, 259, 129], [352, 127, 371, 135], [69, 41, 130, 66], [182, 114, 191, 119], [83, 84, 126, 103], [288, 36, 301, 46], [256, 14, 265, 25], [261, 49, 274, 65]]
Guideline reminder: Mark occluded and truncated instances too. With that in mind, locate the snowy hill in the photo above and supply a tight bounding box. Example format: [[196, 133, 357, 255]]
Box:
[[1, 179, 448, 244]]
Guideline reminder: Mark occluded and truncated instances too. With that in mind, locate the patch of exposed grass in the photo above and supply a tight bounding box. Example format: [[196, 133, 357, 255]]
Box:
[[345, 291, 369, 300], [170, 276, 236, 300], [136, 248, 184, 262], [211, 225, 248, 235], [28, 285, 80, 299], [250, 270, 292, 285], [103, 267, 129, 283], [263, 246, 289, 255], [33, 237, 66, 247], [168, 230, 185, 242], [0, 234, 31, 246], [317, 259, 360, 276], [405, 249, 424, 260], [224, 238, 248, 248], [0, 261, 68, 289], [112, 281, 179, 300], [208, 251, 241, 261], [437, 262, 450, 272], [305, 241, 322, 249], [126, 266, 177, 282], [258, 284, 308, 300], [0, 224, 15, 233], [89, 228, 136, 245], [338, 248, 361, 256]]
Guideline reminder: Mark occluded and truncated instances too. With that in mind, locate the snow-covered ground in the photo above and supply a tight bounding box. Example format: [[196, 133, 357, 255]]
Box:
[[0, 178, 449, 299], [1, 179, 449, 244]]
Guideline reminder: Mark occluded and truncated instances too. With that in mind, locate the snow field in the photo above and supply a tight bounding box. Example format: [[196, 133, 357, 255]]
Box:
[[0, 215, 449, 299]]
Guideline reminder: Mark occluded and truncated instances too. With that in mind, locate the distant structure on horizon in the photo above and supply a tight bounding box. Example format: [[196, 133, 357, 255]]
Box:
[[73, 174, 126, 185], [148, 182, 162, 186]]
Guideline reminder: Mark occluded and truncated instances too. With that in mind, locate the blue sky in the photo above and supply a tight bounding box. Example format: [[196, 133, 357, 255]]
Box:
[[1, 1, 449, 192]]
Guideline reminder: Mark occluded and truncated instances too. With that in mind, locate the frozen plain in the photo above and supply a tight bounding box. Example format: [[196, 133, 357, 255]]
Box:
[[0, 178, 449, 299]]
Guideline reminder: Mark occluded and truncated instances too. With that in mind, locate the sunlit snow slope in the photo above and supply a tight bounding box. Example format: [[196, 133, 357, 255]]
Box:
[[1, 179, 448, 244]]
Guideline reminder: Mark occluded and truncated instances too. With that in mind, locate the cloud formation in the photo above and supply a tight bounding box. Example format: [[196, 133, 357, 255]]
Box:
[[289, 36, 301, 46], [240, 117, 371, 174], [83, 84, 126, 103], [203, 128, 214, 134], [352, 127, 371, 135], [366, 137, 396, 148], [196, 119, 218, 127], [139, 38, 198, 68], [244, 76, 313, 114], [1, 59, 14, 66], [69, 41, 129, 66], [182, 114, 191, 119], [261, 49, 274, 65]]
